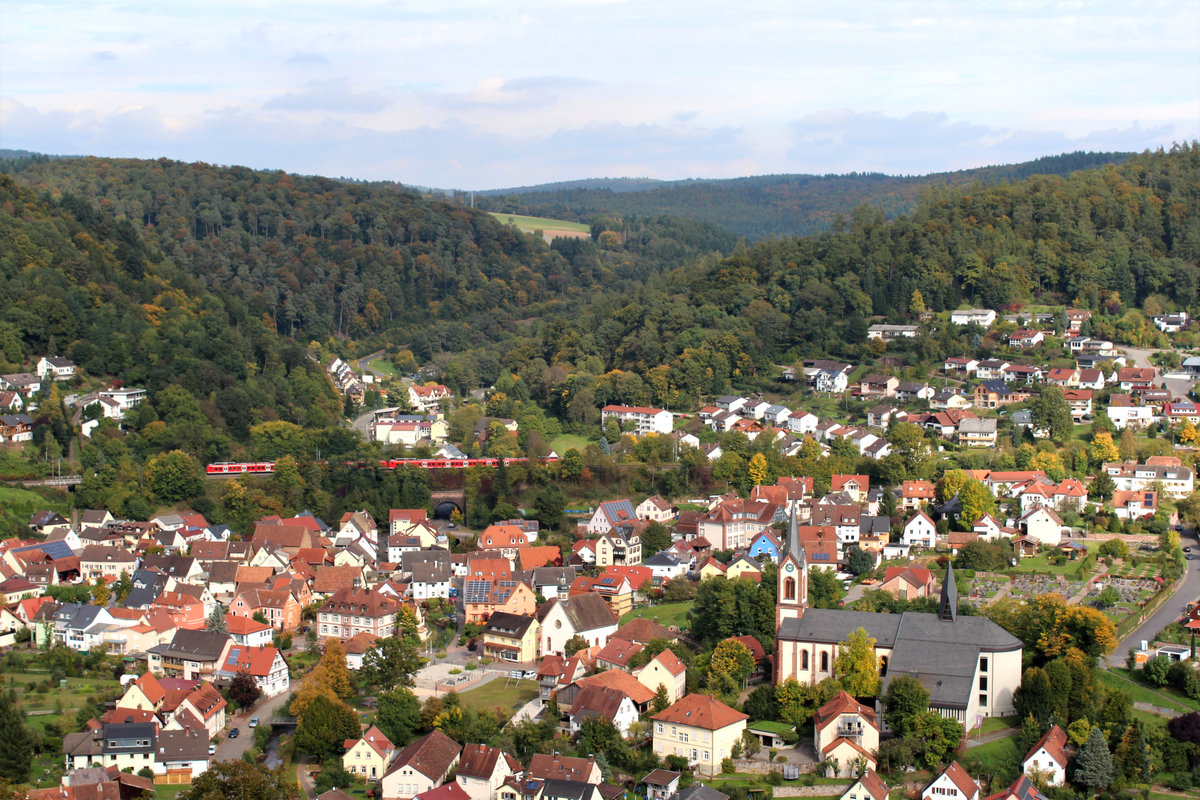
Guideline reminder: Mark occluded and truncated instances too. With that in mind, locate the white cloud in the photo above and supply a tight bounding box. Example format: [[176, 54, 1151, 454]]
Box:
[[0, 1, 1195, 186]]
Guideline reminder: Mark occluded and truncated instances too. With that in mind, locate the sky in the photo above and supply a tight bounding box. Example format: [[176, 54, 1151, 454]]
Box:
[[1, 1, 1198, 190]]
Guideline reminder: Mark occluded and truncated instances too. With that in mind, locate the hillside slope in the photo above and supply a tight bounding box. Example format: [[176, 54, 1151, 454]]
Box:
[[476, 151, 1135, 238]]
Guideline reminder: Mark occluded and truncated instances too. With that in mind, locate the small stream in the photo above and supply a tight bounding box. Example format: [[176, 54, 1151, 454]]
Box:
[[264, 731, 283, 768]]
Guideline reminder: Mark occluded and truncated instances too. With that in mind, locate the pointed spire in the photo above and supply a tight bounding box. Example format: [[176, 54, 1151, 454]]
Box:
[[939, 560, 958, 622], [782, 501, 802, 560]]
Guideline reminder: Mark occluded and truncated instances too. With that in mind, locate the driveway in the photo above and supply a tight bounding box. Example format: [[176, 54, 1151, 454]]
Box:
[[213, 685, 293, 762], [1106, 525, 1200, 666], [1121, 345, 1194, 398]]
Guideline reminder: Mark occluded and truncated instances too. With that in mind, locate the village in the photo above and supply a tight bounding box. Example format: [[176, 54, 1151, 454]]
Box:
[[2, 304, 1200, 800]]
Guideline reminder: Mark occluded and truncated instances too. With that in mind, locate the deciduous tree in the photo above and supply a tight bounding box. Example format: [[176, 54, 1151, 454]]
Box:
[[834, 627, 880, 697]]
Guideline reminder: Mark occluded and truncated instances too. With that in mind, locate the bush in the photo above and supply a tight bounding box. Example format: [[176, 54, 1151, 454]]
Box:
[[765, 771, 784, 786], [465, 662, 478, 671], [721, 758, 735, 774]]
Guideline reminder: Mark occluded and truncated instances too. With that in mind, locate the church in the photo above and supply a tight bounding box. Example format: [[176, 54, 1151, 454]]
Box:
[[774, 510, 1023, 725]]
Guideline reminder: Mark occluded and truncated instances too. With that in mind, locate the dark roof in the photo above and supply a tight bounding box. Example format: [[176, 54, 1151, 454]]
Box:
[[641, 770, 680, 787], [541, 780, 597, 800], [484, 612, 535, 638], [676, 787, 730, 800], [155, 629, 230, 661], [157, 728, 211, 761]]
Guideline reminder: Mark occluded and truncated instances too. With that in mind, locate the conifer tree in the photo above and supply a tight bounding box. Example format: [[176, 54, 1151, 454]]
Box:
[[0, 692, 32, 783], [1074, 726, 1113, 793]]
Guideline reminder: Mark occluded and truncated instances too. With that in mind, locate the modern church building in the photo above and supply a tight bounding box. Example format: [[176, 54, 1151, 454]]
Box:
[[773, 510, 1023, 725]]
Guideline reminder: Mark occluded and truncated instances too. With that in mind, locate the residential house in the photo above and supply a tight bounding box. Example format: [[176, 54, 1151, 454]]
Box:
[[867, 324, 919, 341], [600, 405, 673, 435], [568, 684, 640, 736], [973, 381, 1029, 409], [920, 762, 978, 800], [318, 588, 398, 641], [957, 418, 998, 447], [831, 475, 869, 504], [901, 512, 937, 550], [596, 524, 643, 567], [838, 771, 888, 800], [1007, 330, 1044, 348], [813, 691, 879, 778], [974, 360, 1010, 381], [587, 500, 639, 536], [697, 498, 782, 552], [1117, 367, 1156, 392], [79, 545, 138, 582], [1103, 458, 1194, 498], [408, 384, 451, 412], [229, 588, 301, 632], [1063, 389, 1094, 421], [1111, 490, 1158, 520], [344, 725, 396, 781], [1106, 394, 1156, 430], [929, 392, 973, 411], [899, 481, 936, 512], [803, 360, 854, 394], [636, 496, 675, 523], [859, 375, 899, 399], [381, 729, 462, 800], [943, 357, 979, 375], [538, 593, 617, 655], [634, 648, 688, 705], [879, 565, 936, 600], [1154, 312, 1189, 333], [173, 683, 226, 739], [456, 744, 522, 800], [463, 577, 536, 624], [1021, 724, 1068, 786], [146, 629, 233, 680], [35, 356, 76, 381], [526, 754, 601, 784], [652, 694, 748, 778], [1018, 506, 1064, 546], [949, 309, 996, 327], [217, 643, 289, 697], [482, 612, 540, 663]]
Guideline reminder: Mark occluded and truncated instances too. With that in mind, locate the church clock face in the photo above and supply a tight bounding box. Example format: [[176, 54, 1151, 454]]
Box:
[[785, 562, 794, 572]]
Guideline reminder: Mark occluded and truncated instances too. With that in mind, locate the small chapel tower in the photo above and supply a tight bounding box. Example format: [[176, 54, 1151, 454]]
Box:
[[776, 503, 808, 629]]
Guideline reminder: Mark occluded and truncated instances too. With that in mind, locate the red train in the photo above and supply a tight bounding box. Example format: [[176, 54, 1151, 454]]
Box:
[[206, 455, 559, 475]]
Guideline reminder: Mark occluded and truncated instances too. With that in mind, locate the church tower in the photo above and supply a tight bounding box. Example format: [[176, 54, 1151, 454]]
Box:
[[938, 560, 958, 622], [776, 502, 808, 629]]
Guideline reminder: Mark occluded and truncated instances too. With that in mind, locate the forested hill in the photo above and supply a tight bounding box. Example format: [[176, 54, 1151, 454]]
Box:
[[4, 157, 736, 357], [475, 151, 1134, 239]]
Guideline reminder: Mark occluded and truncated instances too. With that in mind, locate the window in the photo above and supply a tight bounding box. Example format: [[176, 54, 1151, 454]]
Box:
[[979, 657, 988, 671], [656, 724, 663, 734], [979, 693, 987, 705], [801, 650, 809, 670], [979, 676, 988, 690], [680, 732, 689, 743], [783, 577, 796, 600], [820, 651, 829, 672], [691, 749, 698, 761]]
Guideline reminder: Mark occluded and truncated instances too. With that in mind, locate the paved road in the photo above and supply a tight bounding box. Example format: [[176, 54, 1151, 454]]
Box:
[[1106, 525, 1200, 667], [1121, 345, 1194, 398], [212, 685, 293, 762]]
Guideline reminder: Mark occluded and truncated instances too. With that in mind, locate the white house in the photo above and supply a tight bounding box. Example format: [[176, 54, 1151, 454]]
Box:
[[786, 411, 819, 436], [950, 309, 997, 327], [537, 594, 617, 656], [921, 762, 979, 800], [636, 495, 675, 523], [1021, 725, 1068, 786], [601, 405, 673, 435], [36, 356, 76, 381], [1018, 505, 1064, 547], [900, 511, 937, 549]]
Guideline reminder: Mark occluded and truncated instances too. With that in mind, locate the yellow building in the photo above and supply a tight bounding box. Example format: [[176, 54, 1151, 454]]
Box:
[[344, 725, 396, 781], [698, 559, 727, 581], [482, 612, 540, 663], [652, 694, 748, 778], [725, 556, 762, 582], [634, 648, 688, 705]]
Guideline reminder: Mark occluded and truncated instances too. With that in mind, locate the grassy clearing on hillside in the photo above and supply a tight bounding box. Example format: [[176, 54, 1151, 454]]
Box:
[[620, 601, 692, 630], [969, 734, 1020, 772], [0, 484, 70, 538], [489, 212, 590, 233], [550, 433, 590, 454], [1009, 543, 1096, 575]]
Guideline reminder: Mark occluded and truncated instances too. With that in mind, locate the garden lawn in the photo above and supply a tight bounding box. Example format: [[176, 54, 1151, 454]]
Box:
[[363, 358, 396, 376], [1097, 668, 1200, 714], [155, 786, 190, 800], [1009, 545, 1096, 575], [620, 601, 692, 630], [456, 678, 538, 714], [968, 735, 1021, 773], [978, 715, 1019, 735]]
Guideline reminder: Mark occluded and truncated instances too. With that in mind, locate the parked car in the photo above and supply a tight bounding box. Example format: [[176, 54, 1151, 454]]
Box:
[[208, 744, 216, 755], [229, 728, 240, 738], [249, 717, 259, 728]]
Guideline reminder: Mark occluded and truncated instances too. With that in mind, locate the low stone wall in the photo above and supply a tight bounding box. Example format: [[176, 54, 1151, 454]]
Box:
[[773, 787, 848, 797], [730, 758, 817, 775]]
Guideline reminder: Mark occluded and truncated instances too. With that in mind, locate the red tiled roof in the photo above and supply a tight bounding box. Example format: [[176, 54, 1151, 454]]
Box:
[[652, 693, 748, 730]]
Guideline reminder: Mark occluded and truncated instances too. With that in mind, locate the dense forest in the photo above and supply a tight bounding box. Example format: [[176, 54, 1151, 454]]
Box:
[[0, 144, 1197, 529], [474, 151, 1134, 238]]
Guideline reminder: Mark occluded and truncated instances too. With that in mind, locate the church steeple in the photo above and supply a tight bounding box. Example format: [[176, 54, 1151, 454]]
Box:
[[776, 502, 807, 629], [938, 560, 958, 622]]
